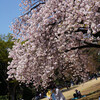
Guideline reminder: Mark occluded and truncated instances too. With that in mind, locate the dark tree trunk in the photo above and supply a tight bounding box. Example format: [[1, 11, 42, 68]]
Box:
[[8, 82, 18, 100]]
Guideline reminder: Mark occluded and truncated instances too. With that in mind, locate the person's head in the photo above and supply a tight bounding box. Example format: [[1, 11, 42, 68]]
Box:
[[75, 89, 78, 92]]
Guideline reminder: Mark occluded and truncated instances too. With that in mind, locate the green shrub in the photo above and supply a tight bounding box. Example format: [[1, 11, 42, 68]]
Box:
[[0, 95, 8, 100]]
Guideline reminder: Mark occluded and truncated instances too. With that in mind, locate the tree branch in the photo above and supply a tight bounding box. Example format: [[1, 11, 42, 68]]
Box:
[[65, 41, 100, 52], [20, 2, 45, 17]]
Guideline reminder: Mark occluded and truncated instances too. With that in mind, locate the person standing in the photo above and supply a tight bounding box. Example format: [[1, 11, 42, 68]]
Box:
[[55, 88, 66, 100], [51, 92, 56, 100], [99, 96, 100, 100], [46, 90, 52, 100]]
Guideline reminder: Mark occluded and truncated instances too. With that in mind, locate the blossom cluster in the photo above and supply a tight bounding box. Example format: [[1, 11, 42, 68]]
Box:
[[7, 0, 100, 88]]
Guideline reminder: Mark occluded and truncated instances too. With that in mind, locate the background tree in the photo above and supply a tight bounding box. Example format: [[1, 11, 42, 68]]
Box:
[[0, 33, 14, 98], [0, 34, 23, 100], [0, 33, 43, 100]]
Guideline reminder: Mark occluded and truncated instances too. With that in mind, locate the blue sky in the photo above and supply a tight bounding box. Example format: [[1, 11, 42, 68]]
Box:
[[0, 0, 22, 35]]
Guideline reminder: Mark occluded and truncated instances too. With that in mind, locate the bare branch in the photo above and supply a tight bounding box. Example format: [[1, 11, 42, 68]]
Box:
[[65, 40, 100, 52], [20, 2, 45, 17]]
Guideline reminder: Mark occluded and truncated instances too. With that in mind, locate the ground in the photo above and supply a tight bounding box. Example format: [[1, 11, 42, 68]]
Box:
[[41, 77, 100, 100]]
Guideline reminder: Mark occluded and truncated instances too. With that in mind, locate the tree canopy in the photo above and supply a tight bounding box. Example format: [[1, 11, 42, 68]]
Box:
[[7, 0, 100, 88], [0, 34, 14, 95]]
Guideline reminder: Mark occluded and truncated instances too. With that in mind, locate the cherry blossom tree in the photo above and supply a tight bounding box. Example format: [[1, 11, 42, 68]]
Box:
[[7, 0, 100, 88]]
